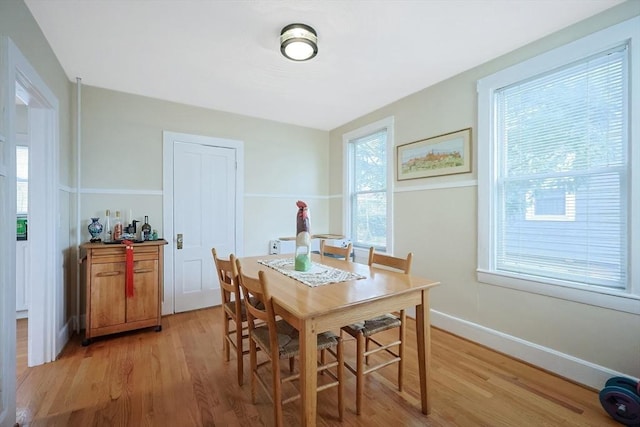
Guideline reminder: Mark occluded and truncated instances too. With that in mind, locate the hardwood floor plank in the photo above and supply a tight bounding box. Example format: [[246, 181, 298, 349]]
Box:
[[16, 319, 28, 380], [16, 307, 618, 426]]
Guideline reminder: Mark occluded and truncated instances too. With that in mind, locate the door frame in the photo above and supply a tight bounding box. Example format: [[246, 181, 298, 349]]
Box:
[[7, 38, 60, 366], [162, 131, 244, 315], [0, 35, 17, 427]]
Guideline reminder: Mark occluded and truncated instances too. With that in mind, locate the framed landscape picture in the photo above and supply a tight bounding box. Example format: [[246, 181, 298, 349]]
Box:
[[397, 128, 472, 180]]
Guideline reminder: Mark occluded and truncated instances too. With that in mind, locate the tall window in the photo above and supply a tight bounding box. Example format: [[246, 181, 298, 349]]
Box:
[[343, 117, 394, 252], [477, 17, 639, 312]]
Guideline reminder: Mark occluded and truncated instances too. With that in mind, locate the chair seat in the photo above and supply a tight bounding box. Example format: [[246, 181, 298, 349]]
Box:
[[252, 319, 339, 359], [342, 313, 401, 338]]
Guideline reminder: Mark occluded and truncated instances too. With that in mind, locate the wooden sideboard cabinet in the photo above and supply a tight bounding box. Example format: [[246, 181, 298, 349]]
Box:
[[81, 240, 167, 345]]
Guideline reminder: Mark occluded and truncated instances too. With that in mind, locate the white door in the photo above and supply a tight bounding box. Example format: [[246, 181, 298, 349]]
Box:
[[172, 139, 238, 312]]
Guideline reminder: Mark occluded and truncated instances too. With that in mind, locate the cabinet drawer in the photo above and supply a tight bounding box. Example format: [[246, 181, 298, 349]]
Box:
[[90, 245, 159, 263]]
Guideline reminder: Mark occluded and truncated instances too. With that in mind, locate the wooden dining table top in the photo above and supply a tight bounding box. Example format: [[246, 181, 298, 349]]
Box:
[[237, 253, 440, 320]]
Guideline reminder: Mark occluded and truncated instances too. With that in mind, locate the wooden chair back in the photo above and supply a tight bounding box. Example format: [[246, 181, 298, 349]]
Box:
[[368, 247, 413, 274], [320, 240, 353, 261], [212, 248, 240, 304], [235, 260, 278, 350], [236, 259, 344, 426]]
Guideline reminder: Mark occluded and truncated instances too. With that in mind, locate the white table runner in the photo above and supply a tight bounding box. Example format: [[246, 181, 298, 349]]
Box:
[[257, 258, 365, 287]]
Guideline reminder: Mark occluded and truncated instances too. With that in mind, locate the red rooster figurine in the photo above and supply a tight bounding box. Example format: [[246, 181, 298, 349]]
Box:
[[295, 201, 311, 271]]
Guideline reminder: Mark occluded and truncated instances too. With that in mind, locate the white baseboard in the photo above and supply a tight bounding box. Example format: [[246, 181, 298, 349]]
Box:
[[430, 309, 638, 390]]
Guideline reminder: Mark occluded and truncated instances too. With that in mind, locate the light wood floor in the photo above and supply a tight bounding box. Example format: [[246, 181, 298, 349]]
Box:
[[16, 307, 615, 426], [17, 318, 28, 379]]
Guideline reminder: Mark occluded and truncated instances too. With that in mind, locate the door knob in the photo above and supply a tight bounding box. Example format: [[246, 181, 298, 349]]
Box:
[[177, 233, 183, 249]]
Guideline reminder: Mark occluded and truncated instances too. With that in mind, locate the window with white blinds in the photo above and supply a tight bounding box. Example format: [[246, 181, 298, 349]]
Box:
[[350, 129, 388, 250], [16, 146, 28, 214], [477, 16, 639, 313], [495, 45, 627, 289], [343, 117, 394, 253]]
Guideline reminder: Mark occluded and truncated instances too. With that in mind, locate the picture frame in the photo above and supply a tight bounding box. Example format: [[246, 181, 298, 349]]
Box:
[[397, 128, 472, 180]]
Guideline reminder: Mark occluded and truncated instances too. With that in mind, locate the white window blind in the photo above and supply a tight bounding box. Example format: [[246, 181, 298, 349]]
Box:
[[16, 146, 28, 214], [494, 44, 628, 289], [350, 129, 388, 250]]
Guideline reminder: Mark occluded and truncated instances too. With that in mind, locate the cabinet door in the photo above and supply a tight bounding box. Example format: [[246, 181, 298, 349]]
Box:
[[127, 259, 159, 323], [91, 262, 126, 329]]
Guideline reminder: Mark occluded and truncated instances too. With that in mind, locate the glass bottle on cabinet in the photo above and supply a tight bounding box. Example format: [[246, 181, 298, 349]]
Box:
[[141, 215, 151, 241], [112, 210, 123, 241], [103, 209, 112, 242]]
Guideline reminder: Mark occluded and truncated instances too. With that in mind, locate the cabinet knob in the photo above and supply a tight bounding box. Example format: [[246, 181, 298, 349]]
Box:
[[177, 233, 183, 250]]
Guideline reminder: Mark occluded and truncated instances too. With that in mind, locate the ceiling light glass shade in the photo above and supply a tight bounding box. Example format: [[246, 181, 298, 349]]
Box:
[[280, 23, 318, 61]]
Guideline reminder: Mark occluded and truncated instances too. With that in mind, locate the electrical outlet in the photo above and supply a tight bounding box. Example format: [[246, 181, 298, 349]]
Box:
[[269, 240, 280, 254]]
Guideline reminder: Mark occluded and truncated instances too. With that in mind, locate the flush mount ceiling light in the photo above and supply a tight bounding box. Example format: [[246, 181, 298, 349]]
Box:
[[280, 23, 318, 61]]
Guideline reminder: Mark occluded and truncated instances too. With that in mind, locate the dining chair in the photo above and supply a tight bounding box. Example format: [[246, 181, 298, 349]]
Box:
[[319, 240, 353, 261], [236, 259, 344, 427], [341, 247, 413, 415], [212, 248, 250, 386]]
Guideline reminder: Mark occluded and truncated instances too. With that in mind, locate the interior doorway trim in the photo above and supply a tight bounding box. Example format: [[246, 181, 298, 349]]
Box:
[[8, 38, 60, 366], [162, 131, 244, 315], [0, 34, 18, 427]]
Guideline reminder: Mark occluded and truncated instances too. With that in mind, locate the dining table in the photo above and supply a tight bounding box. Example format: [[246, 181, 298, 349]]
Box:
[[237, 253, 440, 427]]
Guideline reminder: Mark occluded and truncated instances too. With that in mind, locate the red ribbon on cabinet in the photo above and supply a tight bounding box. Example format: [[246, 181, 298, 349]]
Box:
[[122, 240, 135, 297]]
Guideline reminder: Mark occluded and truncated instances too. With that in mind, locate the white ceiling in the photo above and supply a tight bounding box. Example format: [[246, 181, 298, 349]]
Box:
[[25, 0, 624, 131]]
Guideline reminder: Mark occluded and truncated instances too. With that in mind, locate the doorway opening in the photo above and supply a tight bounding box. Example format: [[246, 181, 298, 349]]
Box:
[[15, 99, 29, 380], [14, 72, 59, 368]]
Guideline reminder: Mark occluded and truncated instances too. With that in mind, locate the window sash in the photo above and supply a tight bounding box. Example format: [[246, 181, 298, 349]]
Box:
[[349, 129, 388, 250], [492, 44, 628, 290], [350, 189, 387, 250]]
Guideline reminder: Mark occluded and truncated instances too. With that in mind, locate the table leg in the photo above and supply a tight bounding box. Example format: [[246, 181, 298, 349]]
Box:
[[416, 290, 431, 414], [299, 319, 318, 427]]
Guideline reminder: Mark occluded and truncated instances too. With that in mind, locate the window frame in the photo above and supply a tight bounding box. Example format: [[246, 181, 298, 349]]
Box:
[[477, 16, 640, 315], [343, 116, 394, 257]]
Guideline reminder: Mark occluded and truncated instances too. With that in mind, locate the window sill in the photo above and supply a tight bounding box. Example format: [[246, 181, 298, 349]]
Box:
[[477, 269, 640, 315]]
